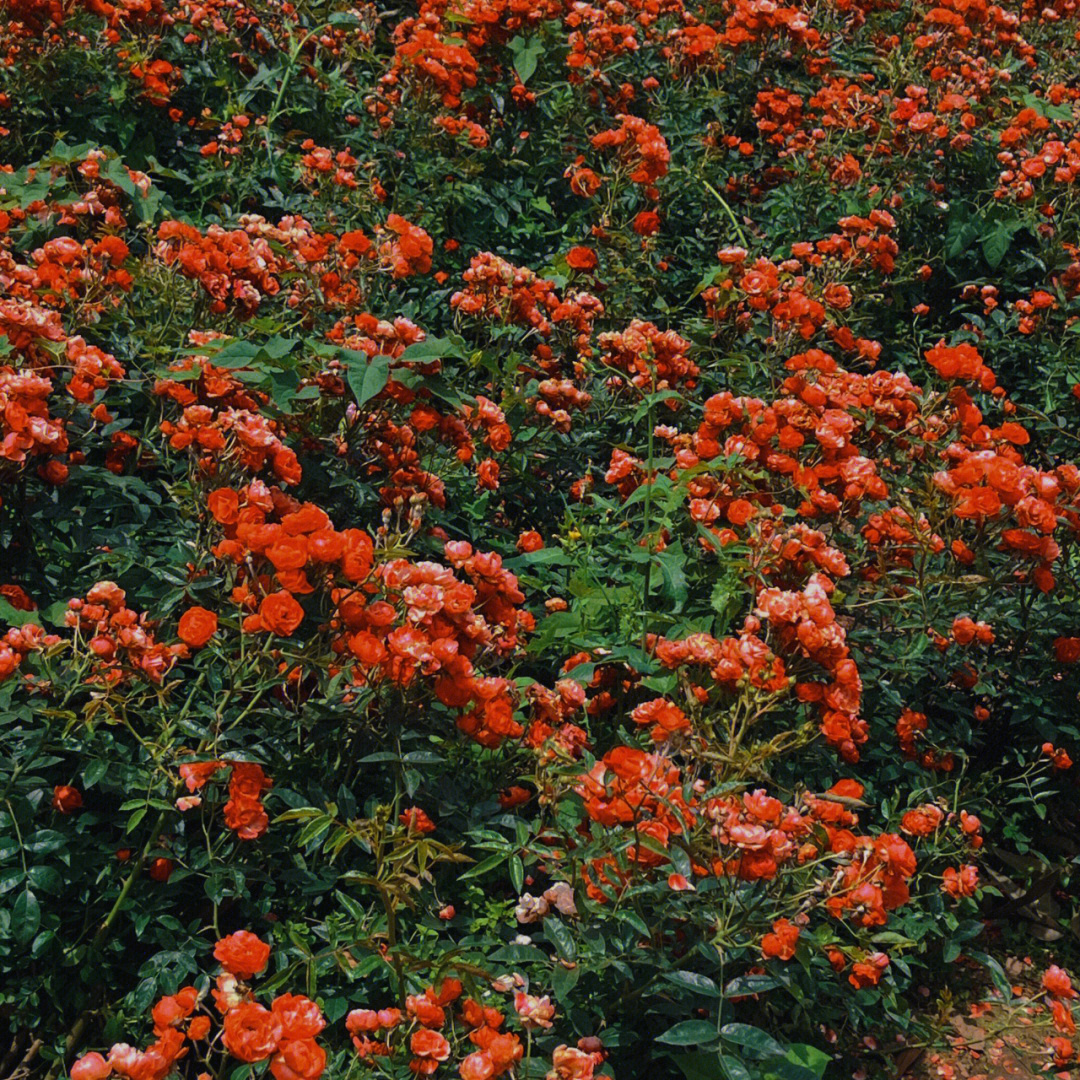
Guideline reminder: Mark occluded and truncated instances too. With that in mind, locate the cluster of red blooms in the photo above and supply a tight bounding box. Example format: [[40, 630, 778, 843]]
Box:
[[161, 402, 300, 489], [205, 479, 533, 746], [155, 213, 431, 317], [327, 313, 513, 503], [590, 114, 669, 194], [207, 481, 372, 631], [899, 802, 983, 855], [0, 366, 68, 480], [70, 932, 327, 1080], [451, 252, 604, 354], [433, 114, 490, 148], [347, 975, 607, 1080], [995, 98, 1080, 201], [925, 340, 997, 390], [377, 214, 434, 279], [0, 619, 57, 684], [755, 574, 865, 759], [155, 335, 302, 485], [199, 113, 254, 159], [0, 302, 126, 485], [1042, 964, 1079, 1065], [700, 244, 884, 358], [895, 708, 955, 773], [531, 377, 593, 433], [749, 522, 851, 586], [630, 697, 691, 741], [65, 581, 178, 684], [597, 320, 697, 394], [1042, 741, 1074, 770], [574, 744, 918, 942], [178, 758, 272, 840], [154, 219, 292, 317], [659, 352, 916, 546], [0, 299, 67, 365], [10, 234, 133, 309], [861, 507, 945, 576], [337, 541, 531, 748], [931, 413, 1078, 592], [574, 745, 695, 898], [298, 139, 359, 190], [712, 0, 822, 54]]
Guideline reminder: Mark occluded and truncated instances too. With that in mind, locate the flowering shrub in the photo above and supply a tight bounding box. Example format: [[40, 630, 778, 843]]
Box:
[[1, 0, 1079, 1077]]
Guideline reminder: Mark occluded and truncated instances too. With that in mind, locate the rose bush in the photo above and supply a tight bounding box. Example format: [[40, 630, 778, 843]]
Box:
[[0, 0, 1079, 1075]]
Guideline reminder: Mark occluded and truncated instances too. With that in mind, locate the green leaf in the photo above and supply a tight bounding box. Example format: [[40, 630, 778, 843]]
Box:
[[671, 1051, 725, 1080], [209, 340, 261, 368], [663, 971, 722, 998], [28, 865, 63, 894], [12, 889, 41, 945], [0, 598, 40, 628], [657, 1021, 719, 1046], [966, 950, 1011, 997], [980, 220, 1023, 269], [779, 1044, 830, 1079], [511, 38, 543, 84], [83, 759, 109, 788], [719, 1058, 753, 1080], [344, 352, 391, 407], [544, 916, 576, 961], [723, 974, 779, 996], [398, 337, 464, 362], [551, 963, 580, 1001], [720, 1024, 786, 1059], [459, 852, 505, 879]]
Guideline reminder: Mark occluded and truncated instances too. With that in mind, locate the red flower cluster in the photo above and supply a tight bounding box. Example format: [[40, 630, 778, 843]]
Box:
[[597, 320, 697, 394], [72, 933, 327, 1080], [338, 542, 529, 748], [179, 758, 272, 839], [65, 581, 178, 684], [591, 115, 670, 188]]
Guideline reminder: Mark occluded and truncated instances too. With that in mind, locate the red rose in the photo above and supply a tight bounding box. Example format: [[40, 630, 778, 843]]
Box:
[[178, 606, 218, 648], [222, 1002, 282, 1062], [223, 799, 269, 840], [761, 918, 800, 960], [149, 857, 174, 882], [400, 807, 435, 834], [410, 1029, 450, 1060], [70, 1054, 110, 1080], [272, 995, 326, 1040], [516, 531, 543, 553], [566, 246, 598, 271], [270, 1038, 326, 1080], [1055, 637, 1080, 664], [258, 591, 305, 636], [632, 210, 661, 236], [214, 930, 271, 979], [207, 488, 240, 524], [52, 785, 82, 813]]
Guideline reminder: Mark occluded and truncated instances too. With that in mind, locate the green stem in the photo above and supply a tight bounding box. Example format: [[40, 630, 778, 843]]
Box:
[[699, 177, 750, 248]]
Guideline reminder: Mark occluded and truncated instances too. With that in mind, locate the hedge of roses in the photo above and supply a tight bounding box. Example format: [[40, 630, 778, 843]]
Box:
[[1, 0, 1079, 1076]]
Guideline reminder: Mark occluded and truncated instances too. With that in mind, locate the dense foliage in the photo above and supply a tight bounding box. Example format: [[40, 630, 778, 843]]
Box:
[[1, 0, 1079, 1075]]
